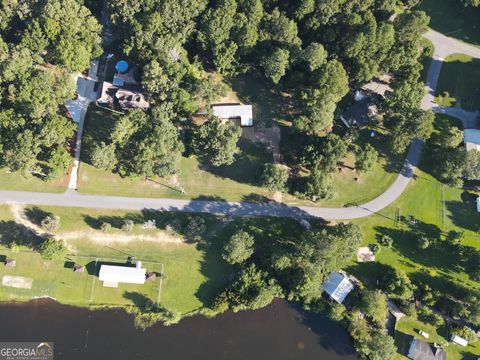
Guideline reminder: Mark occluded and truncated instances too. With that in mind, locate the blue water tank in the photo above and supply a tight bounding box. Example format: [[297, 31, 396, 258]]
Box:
[[115, 60, 129, 73]]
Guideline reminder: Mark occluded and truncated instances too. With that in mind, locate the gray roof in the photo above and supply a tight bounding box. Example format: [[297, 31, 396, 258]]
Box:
[[407, 338, 447, 360], [322, 272, 354, 304]]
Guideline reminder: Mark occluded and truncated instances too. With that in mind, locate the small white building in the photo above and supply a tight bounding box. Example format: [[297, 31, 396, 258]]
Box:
[[322, 272, 354, 304], [477, 196, 480, 213], [212, 104, 253, 127], [451, 334, 468, 347], [99, 261, 146, 288], [464, 129, 480, 152]]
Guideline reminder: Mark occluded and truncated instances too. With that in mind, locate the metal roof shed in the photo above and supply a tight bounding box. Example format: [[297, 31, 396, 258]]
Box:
[[99, 262, 146, 287], [212, 104, 253, 127], [322, 272, 354, 304]]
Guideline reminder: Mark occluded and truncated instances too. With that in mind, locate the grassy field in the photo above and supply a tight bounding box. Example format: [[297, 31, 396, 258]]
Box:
[[435, 53, 480, 111], [0, 169, 68, 193], [346, 115, 480, 358], [79, 104, 398, 206], [417, 0, 480, 46], [0, 204, 304, 315], [394, 315, 480, 360]]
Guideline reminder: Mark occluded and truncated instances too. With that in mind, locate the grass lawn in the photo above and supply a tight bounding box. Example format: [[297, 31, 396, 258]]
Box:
[[435, 53, 480, 111], [0, 204, 304, 315], [80, 103, 399, 207], [417, 0, 480, 46], [345, 115, 480, 358], [0, 169, 68, 193], [394, 316, 480, 360]]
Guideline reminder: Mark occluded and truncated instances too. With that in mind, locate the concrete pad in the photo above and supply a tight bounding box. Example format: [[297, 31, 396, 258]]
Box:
[[2, 275, 33, 289], [357, 247, 375, 262]]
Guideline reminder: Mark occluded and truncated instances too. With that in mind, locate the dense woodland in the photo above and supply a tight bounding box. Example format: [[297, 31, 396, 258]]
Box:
[[0, 0, 440, 201]]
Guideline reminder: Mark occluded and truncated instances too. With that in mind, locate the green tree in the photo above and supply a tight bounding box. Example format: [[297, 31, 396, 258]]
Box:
[[464, 150, 480, 180], [194, 116, 241, 166], [356, 144, 378, 173], [39, 238, 67, 260], [302, 42, 327, 71], [367, 331, 397, 360], [91, 142, 117, 171], [359, 290, 388, 327], [260, 164, 289, 192], [222, 231, 255, 264], [261, 48, 290, 84], [305, 164, 334, 201]]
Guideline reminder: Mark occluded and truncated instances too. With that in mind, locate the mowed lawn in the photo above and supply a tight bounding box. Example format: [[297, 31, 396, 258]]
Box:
[[348, 145, 480, 359], [418, 0, 480, 46], [0, 169, 69, 193], [435, 53, 480, 110], [79, 105, 398, 206]]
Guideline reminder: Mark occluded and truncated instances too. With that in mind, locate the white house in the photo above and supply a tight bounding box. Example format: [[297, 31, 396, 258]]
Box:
[[451, 334, 468, 347], [322, 272, 354, 304], [99, 261, 146, 288], [212, 104, 253, 127], [464, 129, 480, 152]]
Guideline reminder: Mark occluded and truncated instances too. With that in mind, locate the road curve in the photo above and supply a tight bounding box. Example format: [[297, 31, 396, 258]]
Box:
[[0, 30, 477, 220]]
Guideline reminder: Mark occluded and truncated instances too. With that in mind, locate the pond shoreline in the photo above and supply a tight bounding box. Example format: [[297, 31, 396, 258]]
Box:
[[0, 298, 356, 360]]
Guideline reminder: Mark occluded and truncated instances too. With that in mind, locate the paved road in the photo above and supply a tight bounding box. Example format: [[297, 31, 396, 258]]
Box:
[[0, 29, 478, 220]]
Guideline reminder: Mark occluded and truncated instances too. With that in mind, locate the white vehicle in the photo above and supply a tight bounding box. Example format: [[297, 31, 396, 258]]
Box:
[[419, 330, 430, 339]]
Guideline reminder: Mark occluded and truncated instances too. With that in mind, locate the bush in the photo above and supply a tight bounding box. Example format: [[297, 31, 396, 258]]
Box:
[[142, 219, 156, 229], [369, 243, 380, 254], [379, 235, 393, 248], [184, 217, 206, 243], [100, 222, 111, 233], [417, 236, 431, 249], [121, 219, 134, 232], [260, 164, 289, 192], [165, 218, 182, 236], [222, 231, 254, 264], [41, 215, 61, 233], [328, 302, 346, 322], [453, 326, 477, 342], [39, 238, 67, 260]]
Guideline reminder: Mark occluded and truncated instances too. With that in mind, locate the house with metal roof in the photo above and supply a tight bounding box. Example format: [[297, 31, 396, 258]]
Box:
[[212, 104, 253, 127], [465, 129, 480, 152], [99, 261, 146, 288], [407, 338, 447, 360], [322, 271, 354, 304]]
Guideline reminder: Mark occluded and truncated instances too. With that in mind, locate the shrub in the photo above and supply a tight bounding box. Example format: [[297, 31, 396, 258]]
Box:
[[121, 219, 134, 232], [142, 219, 156, 229], [369, 243, 380, 254], [184, 217, 206, 243], [453, 326, 477, 342], [379, 235, 393, 248], [100, 222, 111, 233], [165, 218, 182, 236], [260, 164, 289, 192], [222, 231, 254, 264], [39, 238, 67, 260], [41, 215, 61, 233]]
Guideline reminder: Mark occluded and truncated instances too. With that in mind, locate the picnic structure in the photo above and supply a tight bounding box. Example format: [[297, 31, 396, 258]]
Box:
[[99, 261, 146, 288], [407, 337, 447, 360], [322, 271, 354, 304], [464, 129, 480, 152], [212, 104, 253, 127]]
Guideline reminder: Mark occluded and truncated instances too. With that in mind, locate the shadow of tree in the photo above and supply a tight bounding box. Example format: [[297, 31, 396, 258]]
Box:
[[241, 193, 273, 204], [0, 220, 44, 248], [200, 138, 270, 186], [123, 291, 152, 308], [24, 207, 53, 226], [83, 213, 144, 230], [446, 194, 480, 233]]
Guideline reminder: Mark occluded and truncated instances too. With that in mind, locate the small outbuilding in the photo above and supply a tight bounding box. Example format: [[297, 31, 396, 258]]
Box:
[[4, 258, 16, 268], [476, 196, 480, 213], [146, 272, 156, 281], [407, 337, 446, 360], [99, 261, 146, 288], [322, 271, 354, 304], [212, 104, 253, 127], [73, 265, 85, 273], [451, 334, 468, 347]]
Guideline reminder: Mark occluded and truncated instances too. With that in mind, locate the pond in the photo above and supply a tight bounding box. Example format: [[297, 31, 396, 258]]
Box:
[[0, 299, 356, 360]]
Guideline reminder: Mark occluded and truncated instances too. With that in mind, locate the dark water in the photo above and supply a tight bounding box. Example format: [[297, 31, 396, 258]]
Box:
[[0, 299, 356, 360]]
